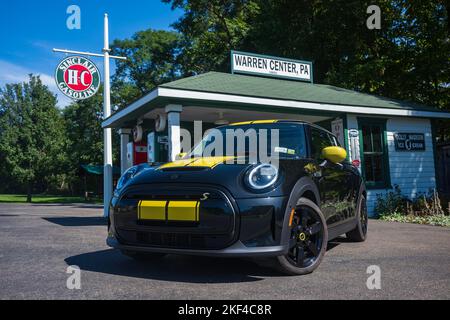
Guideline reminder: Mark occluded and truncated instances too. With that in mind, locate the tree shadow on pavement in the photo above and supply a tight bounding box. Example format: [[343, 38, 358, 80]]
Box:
[[43, 217, 107, 226], [65, 249, 285, 284]]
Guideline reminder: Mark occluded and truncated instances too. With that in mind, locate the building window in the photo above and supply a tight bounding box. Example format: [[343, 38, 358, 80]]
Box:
[[358, 118, 390, 189]]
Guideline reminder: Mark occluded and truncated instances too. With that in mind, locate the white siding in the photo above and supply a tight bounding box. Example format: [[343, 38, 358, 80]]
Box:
[[346, 115, 436, 216]]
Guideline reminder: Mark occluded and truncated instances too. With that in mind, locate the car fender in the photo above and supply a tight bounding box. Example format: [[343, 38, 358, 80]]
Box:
[[279, 176, 321, 247]]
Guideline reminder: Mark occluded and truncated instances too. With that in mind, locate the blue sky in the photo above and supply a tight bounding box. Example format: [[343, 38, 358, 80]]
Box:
[[0, 0, 182, 107]]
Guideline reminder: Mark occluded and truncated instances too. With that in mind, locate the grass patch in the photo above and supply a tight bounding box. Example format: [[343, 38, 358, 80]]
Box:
[[0, 194, 103, 204], [379, 213, 450, 227]]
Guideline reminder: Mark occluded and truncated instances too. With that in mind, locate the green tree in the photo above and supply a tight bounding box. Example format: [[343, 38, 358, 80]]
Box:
[[165, 0, 449, 138], [111, 29, 182, 109], [0, 75, 67, 202], [63, 87, 120, 195], [163, 0, 260, 75]]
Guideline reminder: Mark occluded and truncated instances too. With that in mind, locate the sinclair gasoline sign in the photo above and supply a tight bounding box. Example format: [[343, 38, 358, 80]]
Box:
[[394, 133, 426, 151], [231, 51, 313, 82], [55, 56, 100, 100]]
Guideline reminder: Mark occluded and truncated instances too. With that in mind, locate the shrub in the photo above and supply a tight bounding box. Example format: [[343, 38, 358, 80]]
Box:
[[374, 185, 408, 217], [375, 185, 449, 226]]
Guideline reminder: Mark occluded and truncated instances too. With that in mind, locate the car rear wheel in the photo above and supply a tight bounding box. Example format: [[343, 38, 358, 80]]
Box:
[[120, 250, 167, 261], [275, 198, 328, 275], [346, 194, 368, 242]]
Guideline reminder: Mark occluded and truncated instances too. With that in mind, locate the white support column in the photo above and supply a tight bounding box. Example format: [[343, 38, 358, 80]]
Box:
[[165, 104, 183, 161], [118, 129, 132, 174], [103, 13, 113, 218]]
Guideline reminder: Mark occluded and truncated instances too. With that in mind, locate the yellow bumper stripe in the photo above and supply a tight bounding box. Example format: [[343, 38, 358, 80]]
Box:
[[138, 200, 167, 220], [138, 200, 200, 222], [167, 201, 199, 222]]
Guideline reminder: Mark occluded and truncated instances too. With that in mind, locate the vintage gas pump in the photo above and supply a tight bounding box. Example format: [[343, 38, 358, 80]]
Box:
[[126, 124, 148, 166]]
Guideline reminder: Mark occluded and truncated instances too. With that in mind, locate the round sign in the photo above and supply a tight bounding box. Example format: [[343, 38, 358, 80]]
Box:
[[55, 56, 100, 100]]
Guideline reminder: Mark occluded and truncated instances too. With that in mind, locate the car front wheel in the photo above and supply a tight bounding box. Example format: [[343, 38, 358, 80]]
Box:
[[275, 197, 328, 275]]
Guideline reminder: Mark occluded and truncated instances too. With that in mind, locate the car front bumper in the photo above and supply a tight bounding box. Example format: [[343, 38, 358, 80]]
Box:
[[106, 236, 288, 257], [108, 184, 290, 257]]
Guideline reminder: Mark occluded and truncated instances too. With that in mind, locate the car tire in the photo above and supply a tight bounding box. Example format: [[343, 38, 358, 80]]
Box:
[[275, 197, 328, 276], [346, 194, 368, 242], [120, 250, 167, 261]]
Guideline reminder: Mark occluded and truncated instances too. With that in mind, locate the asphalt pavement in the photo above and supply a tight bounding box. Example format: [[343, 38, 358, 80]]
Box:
[[0, 203, 448, 299]]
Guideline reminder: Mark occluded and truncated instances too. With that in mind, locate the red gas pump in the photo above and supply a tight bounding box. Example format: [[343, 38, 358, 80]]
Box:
[[127, 142, 148, 166]]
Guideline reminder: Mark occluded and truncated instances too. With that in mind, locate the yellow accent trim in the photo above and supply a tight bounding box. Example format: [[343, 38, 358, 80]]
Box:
[[138, 200, 167, 220], [167, 201, 199, 222], [189, 156, 236, 168], [288, 208, 295, 227], [321, 146, 347, 164], [230, 119, 279, 126], [158, 156, 236, 170], [251, 119, 278, 124], [157, 158, 197, 170], [230, 121, 252, 126]]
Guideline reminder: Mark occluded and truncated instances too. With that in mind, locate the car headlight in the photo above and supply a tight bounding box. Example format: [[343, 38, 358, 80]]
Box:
[[245, 163, 279, 190], [115, 166, 139, 192]]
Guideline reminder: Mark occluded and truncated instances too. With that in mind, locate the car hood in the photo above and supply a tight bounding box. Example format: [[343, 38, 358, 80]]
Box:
[[122, 157, 294, 199]]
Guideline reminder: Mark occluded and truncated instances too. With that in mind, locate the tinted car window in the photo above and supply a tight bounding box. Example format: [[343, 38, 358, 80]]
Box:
[[190, 123, 307, 160], [328, 134, 339, 147], [310, 128, 334, 159]]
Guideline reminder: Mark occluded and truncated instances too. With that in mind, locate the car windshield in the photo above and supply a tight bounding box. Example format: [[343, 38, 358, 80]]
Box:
[[187, 122, 306, 160]]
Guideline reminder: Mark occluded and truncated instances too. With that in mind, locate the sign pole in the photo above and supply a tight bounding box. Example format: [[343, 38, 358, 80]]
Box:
[[103, 13, 113, 218], [53, 14, 126, 218]]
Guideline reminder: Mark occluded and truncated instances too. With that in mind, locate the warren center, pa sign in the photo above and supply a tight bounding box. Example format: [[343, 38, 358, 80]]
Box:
[[231, 51, 313, 82], [55, 56, 101, 100]]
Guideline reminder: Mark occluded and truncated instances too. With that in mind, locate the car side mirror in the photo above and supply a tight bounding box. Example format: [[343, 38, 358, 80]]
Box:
[[175, 152, 187, 160], [321, 146, 347, 164]]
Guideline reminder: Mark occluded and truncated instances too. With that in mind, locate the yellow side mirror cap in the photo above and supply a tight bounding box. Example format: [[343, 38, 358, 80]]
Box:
[[175, 152, 187, 160], [321, 146, 347, 164]]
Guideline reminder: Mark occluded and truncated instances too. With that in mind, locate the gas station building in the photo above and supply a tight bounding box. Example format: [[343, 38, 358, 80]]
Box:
[[102, 59, 450, 216]]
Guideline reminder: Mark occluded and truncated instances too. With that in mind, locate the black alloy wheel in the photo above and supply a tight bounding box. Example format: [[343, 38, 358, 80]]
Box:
[[276, 197, 328, 275], [346, 194, 368, 242], [287, 205, 324, 268]]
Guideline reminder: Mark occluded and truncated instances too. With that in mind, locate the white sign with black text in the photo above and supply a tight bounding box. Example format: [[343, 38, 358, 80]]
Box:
[[231, 51, 313, 82]]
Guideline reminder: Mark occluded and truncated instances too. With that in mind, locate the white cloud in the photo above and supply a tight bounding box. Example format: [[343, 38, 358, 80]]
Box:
[[0, 60, 73, 108]]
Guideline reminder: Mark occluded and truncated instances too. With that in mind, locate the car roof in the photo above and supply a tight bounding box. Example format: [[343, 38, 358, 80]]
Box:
[[220, 119, 335, 136]]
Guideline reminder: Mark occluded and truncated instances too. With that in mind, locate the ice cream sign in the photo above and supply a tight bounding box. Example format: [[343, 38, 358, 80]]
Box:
[[394, 133, 425, 151]]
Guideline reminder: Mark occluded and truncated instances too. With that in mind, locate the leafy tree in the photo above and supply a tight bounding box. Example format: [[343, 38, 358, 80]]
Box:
[[163, 0, 260, 75], [111, 29, 182, 109], [0, 75, 67, 202], [63, 86, 120, 195], [164, 0, 449, 139]]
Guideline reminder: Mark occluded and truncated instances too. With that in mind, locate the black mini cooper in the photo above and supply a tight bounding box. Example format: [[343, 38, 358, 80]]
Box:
[[107, 120, 367, 275]]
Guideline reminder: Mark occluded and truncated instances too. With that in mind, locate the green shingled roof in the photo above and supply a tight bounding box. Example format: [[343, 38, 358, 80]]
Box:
[[160, 71, 436, 112]]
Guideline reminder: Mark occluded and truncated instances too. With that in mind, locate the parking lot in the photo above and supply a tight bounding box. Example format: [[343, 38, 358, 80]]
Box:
[[0, 203, 449, 300]]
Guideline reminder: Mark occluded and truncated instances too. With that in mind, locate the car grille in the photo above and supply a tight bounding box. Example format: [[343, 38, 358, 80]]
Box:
[[113, 184, 238, 250]]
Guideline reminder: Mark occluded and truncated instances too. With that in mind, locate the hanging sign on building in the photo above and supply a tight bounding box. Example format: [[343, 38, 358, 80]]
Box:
[[394, 133, 425, 151], [55, 56, 101, 100], [231, 51, 313, 82], [331, 118, 344, 147]]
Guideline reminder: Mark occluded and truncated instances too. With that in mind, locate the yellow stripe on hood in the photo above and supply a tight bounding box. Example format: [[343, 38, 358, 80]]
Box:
[[158, 156, 236, 170]]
